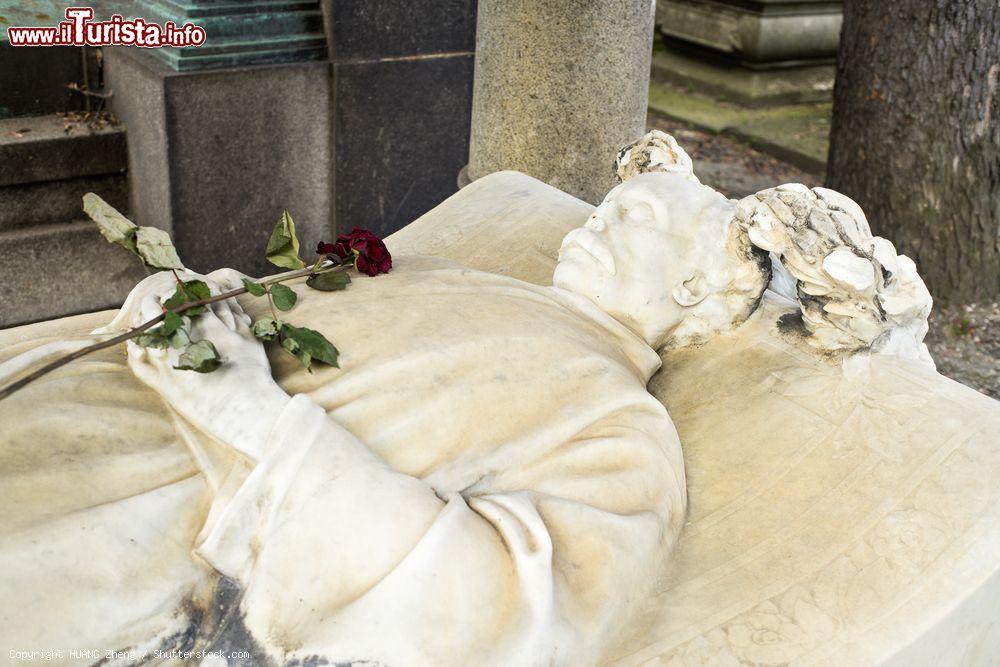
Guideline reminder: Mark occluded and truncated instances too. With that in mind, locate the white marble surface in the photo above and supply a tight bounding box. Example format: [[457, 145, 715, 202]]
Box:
[[0, 158, 997, 666]]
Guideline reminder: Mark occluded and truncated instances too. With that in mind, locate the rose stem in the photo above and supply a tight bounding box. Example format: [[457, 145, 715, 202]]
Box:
[[0, 261, 346, 402]]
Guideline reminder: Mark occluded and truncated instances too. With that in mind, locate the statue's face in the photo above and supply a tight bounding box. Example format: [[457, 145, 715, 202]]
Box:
[[553, 173, 734, 347]]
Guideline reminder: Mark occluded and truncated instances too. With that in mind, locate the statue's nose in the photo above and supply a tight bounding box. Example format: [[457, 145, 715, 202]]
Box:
[[585, 214, 606, 232]]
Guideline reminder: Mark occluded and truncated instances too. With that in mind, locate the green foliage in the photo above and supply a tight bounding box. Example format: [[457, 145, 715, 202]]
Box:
[[174, 340, 222, 373], [949, 316, 974, 338], [134, 227, 184, 271], [133, 313, 193, 351], [163, 280, 211, 316], [270, 283, 298, 311], [251, 317, 280, 341], [279, 323, 338, 372], [168, 325, 192, 350], [242, 279, 266, 297], [306, 270, 351, 292], [133, 332, 171, 349], [83, 193, 183, 270], [162, 311, 184, 335], [265, 210, 306, 270], [87, 199, 343, 379]]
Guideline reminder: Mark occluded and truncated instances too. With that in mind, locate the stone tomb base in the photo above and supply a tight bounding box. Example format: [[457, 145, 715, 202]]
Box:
[[655, 0, 842, 106]]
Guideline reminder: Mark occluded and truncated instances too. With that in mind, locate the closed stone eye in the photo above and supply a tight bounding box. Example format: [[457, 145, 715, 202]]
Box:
[[625, 201, 654, 222]]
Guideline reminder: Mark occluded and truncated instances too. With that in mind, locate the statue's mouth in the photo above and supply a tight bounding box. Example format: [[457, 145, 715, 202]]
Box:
[[559, 229, 616, 276]]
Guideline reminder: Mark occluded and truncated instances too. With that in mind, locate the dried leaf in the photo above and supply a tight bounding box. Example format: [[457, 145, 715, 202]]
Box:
[[265, 210, 306, 270], [135, 226, 184, 270], [174, 340, 222, 373], [251, 317, 280, 341], [83, 192, 137, 249]]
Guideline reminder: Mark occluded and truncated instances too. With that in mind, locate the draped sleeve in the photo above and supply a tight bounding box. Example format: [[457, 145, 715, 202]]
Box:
[[195, 389, 684, 667]]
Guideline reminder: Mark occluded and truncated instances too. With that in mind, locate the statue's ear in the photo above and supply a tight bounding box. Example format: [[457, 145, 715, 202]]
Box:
[[672, 271, 708, 307]]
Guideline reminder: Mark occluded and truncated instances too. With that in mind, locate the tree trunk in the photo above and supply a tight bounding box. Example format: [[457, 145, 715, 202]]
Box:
[[826, 0, 999, 304]]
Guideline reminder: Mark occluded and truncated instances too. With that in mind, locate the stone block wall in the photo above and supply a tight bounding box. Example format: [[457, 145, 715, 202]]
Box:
[[322, 0, 477, 239]]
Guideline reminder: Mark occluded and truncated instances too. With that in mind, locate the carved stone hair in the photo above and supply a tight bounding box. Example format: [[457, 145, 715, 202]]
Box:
[[615, 130, 701, 185], [734, 184, 933, 360], [615, 130, 933, 359]]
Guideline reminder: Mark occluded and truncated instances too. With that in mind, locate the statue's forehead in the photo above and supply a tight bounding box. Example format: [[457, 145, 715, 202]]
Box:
[[610, 173, 707, 201], [611, 180, 708, 222]]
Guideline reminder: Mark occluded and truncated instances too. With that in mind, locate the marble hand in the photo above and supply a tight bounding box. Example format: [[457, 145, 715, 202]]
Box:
[[122, 270, 291, 461]]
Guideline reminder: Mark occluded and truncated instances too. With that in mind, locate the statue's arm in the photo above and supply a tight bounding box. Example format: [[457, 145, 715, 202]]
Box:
[[197, 392, 683, 666]]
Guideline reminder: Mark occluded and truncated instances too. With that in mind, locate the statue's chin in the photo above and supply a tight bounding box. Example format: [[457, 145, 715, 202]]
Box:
[[552, 256, 599, 298]]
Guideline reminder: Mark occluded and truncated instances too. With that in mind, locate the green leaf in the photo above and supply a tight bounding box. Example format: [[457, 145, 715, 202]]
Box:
[[163, 280, 211, 316], [306, 270, 351, 292], [165, 315, 192, 348], [242, 279, 266, 297], [135, 226, 184, 270], [280, 333, 303, 367], [251, 317, 280, 341], [174, 340, 222, 373], [133, 332, 171, 349], [186, 280, 211, 301], [280, 334, 313, 372], [270, 283, 298, 311], [265, 210, 306, 270], [84, 192, 137, 247], [83, 193, 184, 270], [279, 323, 338, 371], [124, 229, 139, 255], [162, 311, 184, 335], [169, 326, 191, 349], [280, 335, 299, 354]]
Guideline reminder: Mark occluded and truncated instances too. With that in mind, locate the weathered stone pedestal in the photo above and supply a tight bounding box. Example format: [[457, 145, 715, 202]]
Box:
[[106, 50, 332, 277], [655, 0, 842, 106], [466, 0, 655, 205], [105, 1, 332, 276]]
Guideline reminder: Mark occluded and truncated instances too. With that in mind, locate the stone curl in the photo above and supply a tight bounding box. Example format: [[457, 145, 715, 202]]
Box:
[[615, 130, 700, 185], [734, 184, 933, 360]]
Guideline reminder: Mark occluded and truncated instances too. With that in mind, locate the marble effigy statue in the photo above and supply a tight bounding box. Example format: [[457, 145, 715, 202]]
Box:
[[1, 132, 998, 666]]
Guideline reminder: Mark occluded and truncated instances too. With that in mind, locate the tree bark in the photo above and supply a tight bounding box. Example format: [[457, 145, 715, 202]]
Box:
[[827, 0, 999, 303]]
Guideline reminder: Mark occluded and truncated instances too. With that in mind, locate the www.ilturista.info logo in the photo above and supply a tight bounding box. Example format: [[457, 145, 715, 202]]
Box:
[[7, 7, 206, 48]]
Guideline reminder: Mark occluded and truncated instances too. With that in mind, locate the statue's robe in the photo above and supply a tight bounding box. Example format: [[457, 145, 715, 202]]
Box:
[[0, 256, 685, 666]]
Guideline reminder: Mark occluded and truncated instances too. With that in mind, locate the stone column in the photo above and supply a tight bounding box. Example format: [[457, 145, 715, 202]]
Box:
[[466, 0, 655, 205]]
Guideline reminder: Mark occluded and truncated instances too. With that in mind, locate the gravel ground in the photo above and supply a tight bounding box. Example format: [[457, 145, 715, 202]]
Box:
[[647, 116, 822, 198], [925, 302, 1000, 399], [648, 115, 999, 400]]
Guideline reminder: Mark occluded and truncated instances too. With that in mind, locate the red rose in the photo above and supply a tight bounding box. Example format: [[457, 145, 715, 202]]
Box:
[[316, 227, 392, 276]]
